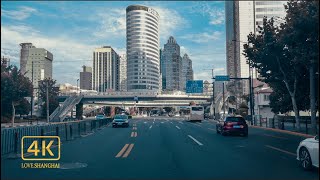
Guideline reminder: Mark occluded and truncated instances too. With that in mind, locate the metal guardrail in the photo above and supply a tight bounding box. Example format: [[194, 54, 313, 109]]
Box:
[[1, 118, 112, 155]]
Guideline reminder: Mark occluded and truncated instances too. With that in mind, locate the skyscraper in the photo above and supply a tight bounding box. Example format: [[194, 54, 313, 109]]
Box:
[[126, 5, 160, 92], [225, 1, 287, 94], [181, 53, 194, 91], [119, 54, 127, 91], [161, 36, 182, 91], [23, 44, 53, 90], [225, 1, 286, 79], [80, 65, 92, 90], [92, 46, 120, 92], [20, 43, 36, 74]]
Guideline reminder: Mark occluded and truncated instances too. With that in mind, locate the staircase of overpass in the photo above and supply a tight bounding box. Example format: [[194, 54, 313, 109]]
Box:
[[50, 95, 83, 122]]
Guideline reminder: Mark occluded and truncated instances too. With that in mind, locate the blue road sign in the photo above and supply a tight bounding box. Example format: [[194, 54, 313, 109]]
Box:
[[186, 80, 203, 93], [215, 75, 230, 81]]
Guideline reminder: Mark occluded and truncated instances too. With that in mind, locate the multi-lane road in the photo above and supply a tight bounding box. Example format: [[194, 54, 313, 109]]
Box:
[[1, 117, 319, 180]]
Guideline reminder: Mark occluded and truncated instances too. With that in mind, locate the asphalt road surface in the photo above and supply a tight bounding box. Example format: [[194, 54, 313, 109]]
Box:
[[1, 118, 319, 180]]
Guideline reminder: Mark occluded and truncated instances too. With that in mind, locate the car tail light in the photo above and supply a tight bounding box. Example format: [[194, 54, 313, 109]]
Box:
[[226, 122, 233, 126]]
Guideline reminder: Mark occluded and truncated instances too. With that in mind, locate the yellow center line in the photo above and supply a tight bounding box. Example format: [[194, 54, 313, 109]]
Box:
[[115, 144, 129, 158], [122, 144, 134, 158], [265, 145, 296, 156]]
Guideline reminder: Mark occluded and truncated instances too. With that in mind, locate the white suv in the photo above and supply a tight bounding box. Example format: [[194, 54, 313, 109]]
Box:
[[297, 135, 319, 170]]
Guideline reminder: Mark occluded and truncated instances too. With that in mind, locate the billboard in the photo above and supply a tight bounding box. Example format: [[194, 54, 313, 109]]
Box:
[[186, 80, 203, 93]]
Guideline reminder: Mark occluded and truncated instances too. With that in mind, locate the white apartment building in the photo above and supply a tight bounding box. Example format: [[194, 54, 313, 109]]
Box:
[[126, 5, 160, 92], [92, 46, 120, 92]]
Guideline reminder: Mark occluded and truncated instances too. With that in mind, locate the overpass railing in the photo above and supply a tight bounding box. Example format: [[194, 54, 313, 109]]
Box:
[[1, 118, 112, 156]]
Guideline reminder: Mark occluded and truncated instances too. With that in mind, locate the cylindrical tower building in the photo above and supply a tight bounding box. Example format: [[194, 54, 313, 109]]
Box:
[[126, 5, 160, 92]]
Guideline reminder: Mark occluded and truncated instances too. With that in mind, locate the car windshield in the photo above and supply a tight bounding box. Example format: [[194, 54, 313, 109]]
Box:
[[114, 115, 128, 119]]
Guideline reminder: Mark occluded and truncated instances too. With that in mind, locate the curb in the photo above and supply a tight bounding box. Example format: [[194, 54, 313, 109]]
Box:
[[250, 125, 314, 138]]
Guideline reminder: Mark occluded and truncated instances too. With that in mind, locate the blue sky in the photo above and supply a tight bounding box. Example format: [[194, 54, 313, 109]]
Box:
[[1, 1, 226, 86]]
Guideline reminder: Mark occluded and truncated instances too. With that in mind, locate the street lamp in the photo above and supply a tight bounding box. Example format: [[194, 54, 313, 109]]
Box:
[[232, 39, 255, 125], [77, 79, 79, 94]]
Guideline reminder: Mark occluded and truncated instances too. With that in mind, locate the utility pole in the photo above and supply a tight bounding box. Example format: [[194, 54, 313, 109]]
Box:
[[31, 61, 34, 117], [46, 81, 49, 123], [203, 66, 215, 119], [222, 82, 225, 117]]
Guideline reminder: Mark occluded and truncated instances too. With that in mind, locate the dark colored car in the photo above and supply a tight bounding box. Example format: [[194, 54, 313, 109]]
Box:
[[112, 115, 129, 128], [216, 116, 248, 136]]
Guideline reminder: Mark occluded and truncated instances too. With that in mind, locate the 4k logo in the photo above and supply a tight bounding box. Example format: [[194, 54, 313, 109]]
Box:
[[21, 136, 60, 161]]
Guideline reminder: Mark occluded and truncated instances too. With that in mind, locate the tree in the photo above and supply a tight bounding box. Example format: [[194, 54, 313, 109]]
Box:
[[1, 65, 33, 126], [38, 78, 59, 118], [243, 13, 312, 131], [16, 98, 31, 117], [281, 0, 319, 134]]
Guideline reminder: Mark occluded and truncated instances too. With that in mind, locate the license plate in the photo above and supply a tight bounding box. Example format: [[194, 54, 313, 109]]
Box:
[[117, 123, 123, 125], [233, 125, 240, 128]]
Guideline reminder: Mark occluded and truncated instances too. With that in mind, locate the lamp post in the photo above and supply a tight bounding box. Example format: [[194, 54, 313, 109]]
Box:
[[77, 79, 79, 94], [232, 39, 255, 125]]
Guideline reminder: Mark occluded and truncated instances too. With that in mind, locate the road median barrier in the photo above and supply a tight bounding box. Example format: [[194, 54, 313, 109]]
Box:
[[1, 118, 112, 156]]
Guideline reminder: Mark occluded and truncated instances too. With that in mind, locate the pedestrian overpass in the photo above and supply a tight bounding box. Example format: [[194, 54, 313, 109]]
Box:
[[51, 93, 212, 122]]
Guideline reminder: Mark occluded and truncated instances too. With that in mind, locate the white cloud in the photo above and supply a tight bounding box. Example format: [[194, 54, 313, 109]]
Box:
[[153, 7, 188, 41], [1, 25, 98, 85], [180, 31, 223, 43], [92, 8, 126, 39], [190, 2, 225, 25], [1, 6, 38, 20]]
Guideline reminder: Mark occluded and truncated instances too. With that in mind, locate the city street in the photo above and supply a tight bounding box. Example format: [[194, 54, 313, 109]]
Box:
[[1, 118, 318, 180]]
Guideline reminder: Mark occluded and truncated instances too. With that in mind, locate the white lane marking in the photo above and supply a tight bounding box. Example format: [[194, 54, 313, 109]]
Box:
[[175, 126, 180, 129], [149, 125, 153, 129], [161, 122, 164, 124], [170, 122, 173, 124], [144, 122, 147, 124], [263, 134, 288, 140], [265, 145, 296, 156], [188, 135, 203, 146], [208, 128, 215, 131], [194, 123, 201, 127], [153, 122, 155, 124]]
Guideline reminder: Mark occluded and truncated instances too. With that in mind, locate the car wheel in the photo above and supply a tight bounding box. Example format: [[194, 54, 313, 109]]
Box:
[[221, 130, 227, 136], [243, 132, 248, 137], [299, 147, 312, 170]]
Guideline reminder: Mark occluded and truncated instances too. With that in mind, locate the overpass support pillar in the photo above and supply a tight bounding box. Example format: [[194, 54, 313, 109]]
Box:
[[76, 103, 83, 120]]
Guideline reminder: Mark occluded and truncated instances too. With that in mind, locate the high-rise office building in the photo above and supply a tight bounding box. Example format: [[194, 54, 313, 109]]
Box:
[[23, 44, 53, 90], [226, 1, 286, 79], [92, 46, 120, 92], [181, 53, 194, 91], [126, 5, 160, 92], [20, 43, 36, 74], [80, 65, 92, 90], [119, 54, 127, 91], [161, 36, 182, 91], [225, 1, 286, 93]]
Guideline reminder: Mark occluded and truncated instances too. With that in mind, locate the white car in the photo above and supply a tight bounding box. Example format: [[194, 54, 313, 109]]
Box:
[[296, 135, 319, 170]]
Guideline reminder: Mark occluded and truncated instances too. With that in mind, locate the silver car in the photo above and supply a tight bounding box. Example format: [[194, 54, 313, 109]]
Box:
[[112, 115, 129, 128]]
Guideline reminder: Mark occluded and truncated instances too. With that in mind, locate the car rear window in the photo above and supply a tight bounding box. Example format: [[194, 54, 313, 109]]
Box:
[[226, 117, 245, 123], [191, 107, 203, 111], [114, 115, 128, 119]]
